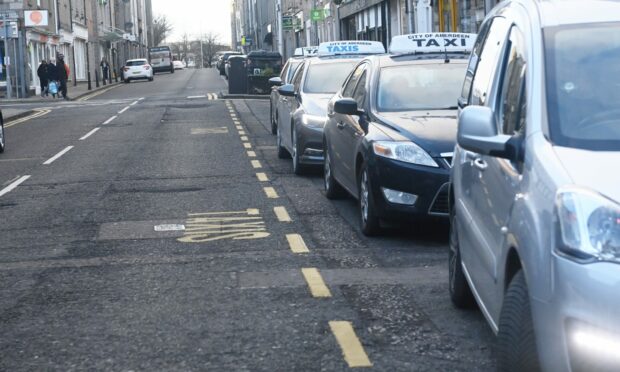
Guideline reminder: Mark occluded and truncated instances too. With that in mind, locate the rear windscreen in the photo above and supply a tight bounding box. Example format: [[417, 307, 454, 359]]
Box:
[[127, 60, 148, 66]]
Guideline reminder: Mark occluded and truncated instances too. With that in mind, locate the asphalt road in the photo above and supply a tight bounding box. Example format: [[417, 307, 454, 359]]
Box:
[[0, 68, 495, 371]]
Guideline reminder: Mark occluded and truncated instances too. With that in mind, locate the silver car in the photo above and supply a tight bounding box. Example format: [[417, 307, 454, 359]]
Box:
[[449, 1, 620, 371]]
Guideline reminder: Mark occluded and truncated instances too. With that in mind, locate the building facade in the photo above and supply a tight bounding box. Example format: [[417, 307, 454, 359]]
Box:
[[232, 0, 503, 61], [0, 0, 154, 97]]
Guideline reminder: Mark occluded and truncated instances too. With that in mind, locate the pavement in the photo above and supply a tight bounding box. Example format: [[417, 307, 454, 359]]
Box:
[[0, 68, 496, 371]]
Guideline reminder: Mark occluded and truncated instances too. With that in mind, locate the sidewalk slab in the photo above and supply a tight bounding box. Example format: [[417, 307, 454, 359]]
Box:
[[1, 81, 120, 104]]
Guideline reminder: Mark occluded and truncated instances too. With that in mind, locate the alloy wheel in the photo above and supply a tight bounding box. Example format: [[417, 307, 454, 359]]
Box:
[[324, 151, 332, 191], [0, 123, 4, 153], [360, 170, 369, 222]]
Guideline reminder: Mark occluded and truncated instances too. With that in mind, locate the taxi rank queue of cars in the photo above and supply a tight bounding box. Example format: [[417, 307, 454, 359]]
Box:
[[269, 3, 620, 369]]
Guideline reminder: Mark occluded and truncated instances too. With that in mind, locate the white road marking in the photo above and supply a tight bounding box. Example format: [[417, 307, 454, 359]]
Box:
[[79, 127, 100, 140], [154, 224, 186, 232], [0, 175, 31, 198], [188, 95, 206, 99], [138, 97, 145, 101], [118, 106, 130, 114], [103, 115, 118, 125], [43, 146, 74, 165], [130, 100, 139, 106]]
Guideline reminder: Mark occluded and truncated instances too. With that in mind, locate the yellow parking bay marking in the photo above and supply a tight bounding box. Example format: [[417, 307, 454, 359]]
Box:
[[251, 160, 262, 169], [239, 130, 246, 135], [240, 136, 248, 141], [4, 109, 51, 128], [243, 142, 252, 149], [247, 151, 257, 158], [264, 187, 278, 199], [256, 172, 268, 182], [236, 125, 243, 130], [287, 234, 309, 253], [178, 209, 269, 243], [274, 206, 291, 222], [302, 268, 331, 297], [329, 321, 373, 368]]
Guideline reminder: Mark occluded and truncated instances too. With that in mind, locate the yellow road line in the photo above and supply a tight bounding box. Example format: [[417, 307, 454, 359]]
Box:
[[329, 321, 373, 368], [287, 234, 309, 253], [274, 206, 291, 222], [256, 172, 268, 181], [301, 268, 331, 297], [78, 84, 120, 101], [243, 142, 252, 149], [264, 187, 278, 198], [4, 109, 51, 128], [251, 160, 262, 169]]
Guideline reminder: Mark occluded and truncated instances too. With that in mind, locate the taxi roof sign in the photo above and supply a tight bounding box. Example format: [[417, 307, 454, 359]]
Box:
[[389, 33, 476, 54], [294, 46, 319, 57], [318, 40, 385, 56]]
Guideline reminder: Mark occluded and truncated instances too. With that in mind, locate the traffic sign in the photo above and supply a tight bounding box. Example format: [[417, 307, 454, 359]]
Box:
[[0, 21, 18, 39]]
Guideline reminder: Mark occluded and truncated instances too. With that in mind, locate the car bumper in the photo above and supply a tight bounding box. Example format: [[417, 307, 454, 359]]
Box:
[[297, 125, 324, 165], [126, 72, 151, 80], [367, 155, 450, 220], [532, 256, 620, 372]]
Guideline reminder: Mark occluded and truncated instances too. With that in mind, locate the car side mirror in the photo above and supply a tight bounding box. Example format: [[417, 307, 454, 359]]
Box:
[[269, 77, 282, 87], [278, 84, 296, 97], [334, 98, 360, 116], [458, 106, 515, 159]]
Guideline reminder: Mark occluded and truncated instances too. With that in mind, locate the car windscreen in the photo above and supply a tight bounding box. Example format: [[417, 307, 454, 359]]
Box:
[[376, 62, 467, 112], [127, 60, 148, 66], [545, 22, 620, 151], [303, 61, 357, 94]]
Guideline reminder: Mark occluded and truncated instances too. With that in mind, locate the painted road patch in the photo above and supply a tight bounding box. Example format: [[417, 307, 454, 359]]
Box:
[[178, 209, 270, 243]]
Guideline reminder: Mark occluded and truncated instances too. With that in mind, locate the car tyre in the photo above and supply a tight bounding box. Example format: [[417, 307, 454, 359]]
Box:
[[276, 125, 289, 159], [449, 210, 476, 308], [0, 116, 5, 153], [148, 76, 154, 82], [270, 104, 277, 135], [496, 271, 541, 372], [124, 79, 130, 84], [324, 147, 345, 199], [292, 125, 306, 175], [358, 165, 381, 236]]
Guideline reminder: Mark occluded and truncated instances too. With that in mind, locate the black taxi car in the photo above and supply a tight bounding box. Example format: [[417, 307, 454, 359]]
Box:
[[268, 47, 317, 134], [323, 33, 475, 235], [276, 41, 385, 175]]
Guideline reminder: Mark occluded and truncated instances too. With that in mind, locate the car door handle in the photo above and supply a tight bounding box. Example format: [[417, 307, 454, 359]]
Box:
[[474, 157, 488, 171], [336, 122, 346, 130]]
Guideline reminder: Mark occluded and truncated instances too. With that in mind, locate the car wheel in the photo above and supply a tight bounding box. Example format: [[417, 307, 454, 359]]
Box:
[[497, 271, 541, 372], [358, 165, 381, 236], [270, 104, 277, 135], [0, 117, 5, 153], [324, 147, 345, 199], [276, 125, 289, 159], [292, 125, 305, 175], [449, 209, 476, 308], [148, 76, 154, 81], [125, 79, 130, 84]]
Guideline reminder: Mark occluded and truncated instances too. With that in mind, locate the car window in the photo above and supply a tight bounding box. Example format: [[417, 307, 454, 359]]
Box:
[[280, 63, 289, 80], [286, 62, 301, 83], [303, 61, 358, 94], [342, 64, 366, 98], [127, 60, 148, 66], [496, 27, 527, 135], [292, 62, 305, 91], [352, 71, 368, 108], [461, 19, 492, 104], [470, 17, 510, 106]]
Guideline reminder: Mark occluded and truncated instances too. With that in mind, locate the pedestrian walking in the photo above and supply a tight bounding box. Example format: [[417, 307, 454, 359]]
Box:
[[37, 60, 49, 97], [100, 58, 110, 83], [55, 54, 70, 100]]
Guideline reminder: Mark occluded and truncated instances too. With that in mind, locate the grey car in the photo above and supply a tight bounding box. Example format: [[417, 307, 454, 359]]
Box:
[[449, 1, 620, 371]]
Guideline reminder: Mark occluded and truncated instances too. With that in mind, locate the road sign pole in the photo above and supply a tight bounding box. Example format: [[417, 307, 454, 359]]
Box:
[[4, 22, 12, 99]]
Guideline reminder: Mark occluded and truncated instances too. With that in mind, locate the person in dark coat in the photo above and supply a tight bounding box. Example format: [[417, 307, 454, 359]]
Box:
[[37, 60, 49, 97], [55, 54, 70, 100]]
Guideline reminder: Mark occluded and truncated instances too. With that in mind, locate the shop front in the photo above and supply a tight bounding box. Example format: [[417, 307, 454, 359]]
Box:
[[433, 0, 501, 33]]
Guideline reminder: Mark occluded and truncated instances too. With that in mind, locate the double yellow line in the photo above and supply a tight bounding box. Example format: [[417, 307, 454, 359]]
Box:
[[4, 109, 51, 128], [77, 84, 120, 101]]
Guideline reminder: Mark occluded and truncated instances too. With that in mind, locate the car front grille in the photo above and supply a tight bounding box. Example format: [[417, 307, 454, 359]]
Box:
[[428, 183, 450, 216]]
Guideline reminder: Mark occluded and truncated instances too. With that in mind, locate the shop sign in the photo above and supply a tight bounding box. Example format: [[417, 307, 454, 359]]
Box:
[[25, 10, 49, 27], [0, 21, 18, 39], [282, 16, 294, 30], [311, 9, 324, 21]]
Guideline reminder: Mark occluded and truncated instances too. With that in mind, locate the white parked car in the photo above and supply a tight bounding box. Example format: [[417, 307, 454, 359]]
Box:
[[173, 60, 185, 70], [122, 59, 154, 83]]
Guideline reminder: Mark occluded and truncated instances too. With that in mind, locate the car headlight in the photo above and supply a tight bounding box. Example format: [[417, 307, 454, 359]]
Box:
[[301, 114, 326, 128], [372, 141, 438, 167], [555, 187, 620, 263]]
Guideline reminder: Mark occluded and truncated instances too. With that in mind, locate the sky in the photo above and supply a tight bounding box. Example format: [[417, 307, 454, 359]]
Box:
[[151, 0, 232, 45]]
